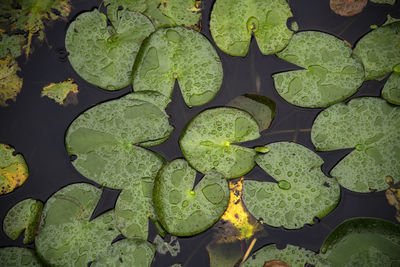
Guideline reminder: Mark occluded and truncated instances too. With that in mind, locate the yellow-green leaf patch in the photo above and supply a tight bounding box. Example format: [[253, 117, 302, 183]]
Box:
[[41, 79, 78, 106]]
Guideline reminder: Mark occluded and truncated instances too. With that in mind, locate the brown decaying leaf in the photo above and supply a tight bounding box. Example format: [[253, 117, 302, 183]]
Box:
[[0, 56, 22, 107], [263, 260, 291, 267], [330, 0, 368, 16], [385, 176, 400, 222]]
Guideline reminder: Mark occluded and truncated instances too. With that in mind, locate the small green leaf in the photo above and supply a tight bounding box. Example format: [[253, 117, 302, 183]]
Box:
[[180, 107, 260, 179], [243, 142, 340, 229], [65, 9, 154, 90], [132, 27, 223, 107], [382, 72, 400, 105], [153, 159, 229, 236], [0, 56, 23, 107], [0, 34, 24, 58], [41, 79, 78, 106], [209, 0, 294, 56], [370, 0, 396, 5], [91, 239, 156, 267], [153, 235, 180, 256], [273, 31, 364, 108], [123, 91, 171, 110], [311, 97, 400, 192], [3, 198, 43, 244], [320, 217, 400, 267], [0, 247, 42, 267]]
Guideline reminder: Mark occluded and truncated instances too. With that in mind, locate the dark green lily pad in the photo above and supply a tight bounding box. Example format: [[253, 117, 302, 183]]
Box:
[[382, 71, 400, 105], [180, 107, 260, 179], [3, 198, 43, 244], [227, 94, 276, 131], [311, 97, 400, 192], [132, 27, 223, 107], [65, 9, 154, 90], [123, 91, 171, 110], [91, 239, 156, 267], [35, 183, 119, 267], [209, 0, 294, 56], [320, 217, 400, 267], [65, 98, 172, 189], [243, 142, 340, 229], [153, 159, 229, 236], [352, 21, 400, 80], [0, 247, 42, 267], [104, 0, 202, 31], [242, 244, 330, 267], [273, 31, 364, 108]]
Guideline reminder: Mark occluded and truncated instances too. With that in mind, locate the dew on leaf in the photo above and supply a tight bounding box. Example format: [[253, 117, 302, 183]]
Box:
[[0, 247, 42, 267]]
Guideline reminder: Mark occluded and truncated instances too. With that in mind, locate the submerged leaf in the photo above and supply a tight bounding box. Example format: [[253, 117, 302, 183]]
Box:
[[66, 9, 154, 90], [311, 97, 400, 192], [41, 79, 78, 106], [153, 159, 229, 236], [320, 217, 400, 267], [0, 144, 29, 195], [273, 31, 364, 108], [329, 0, 367, 16], [0, 56, 23, 107], [132, 27, 223, 107], [35, 183, 119, 267], [385, 176, 400, 223], [91, 239, 156, 267], [180, 107, 260, 179], [243, 142, 340, 229], [153, 235, 180, 256], [0, 247, 42, 267], [382, 70, 400, 105], [3, 199, 43, 244], [206, 240, 242, 267], [209, 0, 294, 56]]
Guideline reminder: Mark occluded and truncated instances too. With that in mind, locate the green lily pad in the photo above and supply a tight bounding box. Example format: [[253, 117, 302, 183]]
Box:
[[132, 27, 223, 107], [352, 21, 400, 80], [0, 247, 42, 267], [311, 97, 400, 192], [382, 71, 400, 105], [104, 0, 202, 31], [243, 142, 340, 229], [123, 91, 171, 110], [35, 183, 119, 267], [180, 107, 260, 179], [273, 31, 364, 108], [153, 159, 229, 236], [320, 217, 400, 267], [65, 9, 154, 90], [209, 0, 294, 56], [65, 98, 172, 189], [91, 239, 156, 267], [242, 244, 330, 267], [3, 198, 43, 244], [370, 0, 396, 5], [227, 94, 276, 131]]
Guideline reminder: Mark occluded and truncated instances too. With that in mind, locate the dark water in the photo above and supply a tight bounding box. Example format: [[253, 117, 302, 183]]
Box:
[[0, 0, 399, 266]]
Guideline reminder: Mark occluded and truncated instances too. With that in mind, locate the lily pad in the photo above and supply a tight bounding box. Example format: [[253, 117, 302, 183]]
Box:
[[320, 217, 400, 267], [65, 9, 154, 90], [0, 247, 42, 267], [104, 0, 202, 31], [352, 21, 400, 80], [0, 55, 23, 107], [35, 183, 119, 267], [242, 244, 330, 267], [65, 98, 172, 189], [370, 0, 396, 4], [132, 27, 223, 107], [273, 31, 364, 108], [0, 144, 29, 195], [153, 159, 229, 236], [329, 0, 367, 16], [382, 71, 400, 105], [3, 198, 43, 244], [123, 91, 171, 110], [227, 94, 276, 131], [311, 97, 400, 192], [209, 0, 294, 56], [0, 34, 24, 58], [41, 79, 78, 106], [180, 107, 260, 178], [243, 142, 340, 229], [91, 239, 156, 267]]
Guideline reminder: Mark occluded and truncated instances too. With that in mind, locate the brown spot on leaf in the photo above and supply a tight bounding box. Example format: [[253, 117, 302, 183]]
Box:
[[263, 260, 291, 267]]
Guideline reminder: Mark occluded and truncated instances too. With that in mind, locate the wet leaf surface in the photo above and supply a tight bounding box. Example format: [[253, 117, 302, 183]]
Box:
[[123, 91, 171, 110], [0, 144, 29, 195], [35, 183, 119, 267], [153, 159, 229, 236], [385, 176, 400, 223], [209, 0, 294, 56], [329, 0, 368, 17], [132, 27, 223, 107], [91, 238, 156, 267], [0, 247, 42, 267], [382, 69, 400, 105], [66, 9, 154, 90], [3, 198, 43, 244], [104, 0, 202, 31], [180, 107, 260, 179], [273, 31, 364, 108], [320, 217, 400, 266], [0, 56, 23, 107], [311, 97, 400, 192], [243, 142, 340, 229], [41, 79, 78, 106], [0, 34, 24, 58]]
